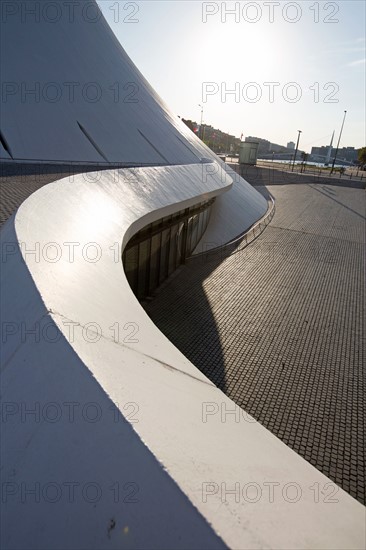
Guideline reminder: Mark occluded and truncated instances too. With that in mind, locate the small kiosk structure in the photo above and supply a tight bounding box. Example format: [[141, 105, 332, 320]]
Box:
[[239, 140, 259, 165]]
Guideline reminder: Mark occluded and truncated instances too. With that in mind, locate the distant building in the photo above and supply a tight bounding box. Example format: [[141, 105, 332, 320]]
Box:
[[311, 145, 358, 164], [287, 141, 295, 150]]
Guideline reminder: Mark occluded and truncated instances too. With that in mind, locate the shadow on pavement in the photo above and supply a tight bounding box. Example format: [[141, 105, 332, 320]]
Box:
[[144, 183, 273, 395]]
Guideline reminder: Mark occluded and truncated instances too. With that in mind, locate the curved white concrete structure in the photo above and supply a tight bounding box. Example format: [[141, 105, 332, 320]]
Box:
[[1, 2, 365, 549], [1, 162, 365, 550]]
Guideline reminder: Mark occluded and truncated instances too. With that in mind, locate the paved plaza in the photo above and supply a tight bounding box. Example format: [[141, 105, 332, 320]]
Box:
[[145, 178, 365, 505]]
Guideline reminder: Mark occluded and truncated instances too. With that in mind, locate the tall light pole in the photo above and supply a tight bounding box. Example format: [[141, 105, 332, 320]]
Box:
[[325, 130, 335, 166], [330, 110, 347, 175], [291, 130, 302, 172], [198, 104, 204, 141]]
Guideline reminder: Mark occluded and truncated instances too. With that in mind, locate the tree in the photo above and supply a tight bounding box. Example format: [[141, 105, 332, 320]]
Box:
[[358, 147, 366, 168], [181, 118, 198, 134]]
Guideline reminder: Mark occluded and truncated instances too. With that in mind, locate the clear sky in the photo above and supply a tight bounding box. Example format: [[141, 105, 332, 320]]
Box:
[[97, 1, 365, 151]]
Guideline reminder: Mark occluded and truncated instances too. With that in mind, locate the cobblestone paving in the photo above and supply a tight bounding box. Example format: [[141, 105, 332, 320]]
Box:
[[145, 182, 365, 505], [0, 163, 112, 227]]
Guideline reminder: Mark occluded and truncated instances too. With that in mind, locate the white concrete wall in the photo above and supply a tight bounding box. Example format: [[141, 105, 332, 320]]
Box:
[[0, 1, 223, 169], [1, 0, 200, 164], [193, 164, 269, 253]]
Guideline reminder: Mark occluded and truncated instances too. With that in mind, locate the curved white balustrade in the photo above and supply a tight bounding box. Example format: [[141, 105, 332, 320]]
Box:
[[1, 161, 364, 550]]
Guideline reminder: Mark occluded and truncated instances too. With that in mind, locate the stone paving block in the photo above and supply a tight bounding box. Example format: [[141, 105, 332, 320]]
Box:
[[145, 183, 365, 505]]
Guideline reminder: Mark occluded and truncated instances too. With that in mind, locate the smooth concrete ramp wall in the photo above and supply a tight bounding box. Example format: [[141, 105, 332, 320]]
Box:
[[193, 164, 269, 253]]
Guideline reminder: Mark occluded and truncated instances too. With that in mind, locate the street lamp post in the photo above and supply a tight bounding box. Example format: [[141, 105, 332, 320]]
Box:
[[330, 110, 347, 175], [198, 104, 204, 141], [291, 130, 302, 172]]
